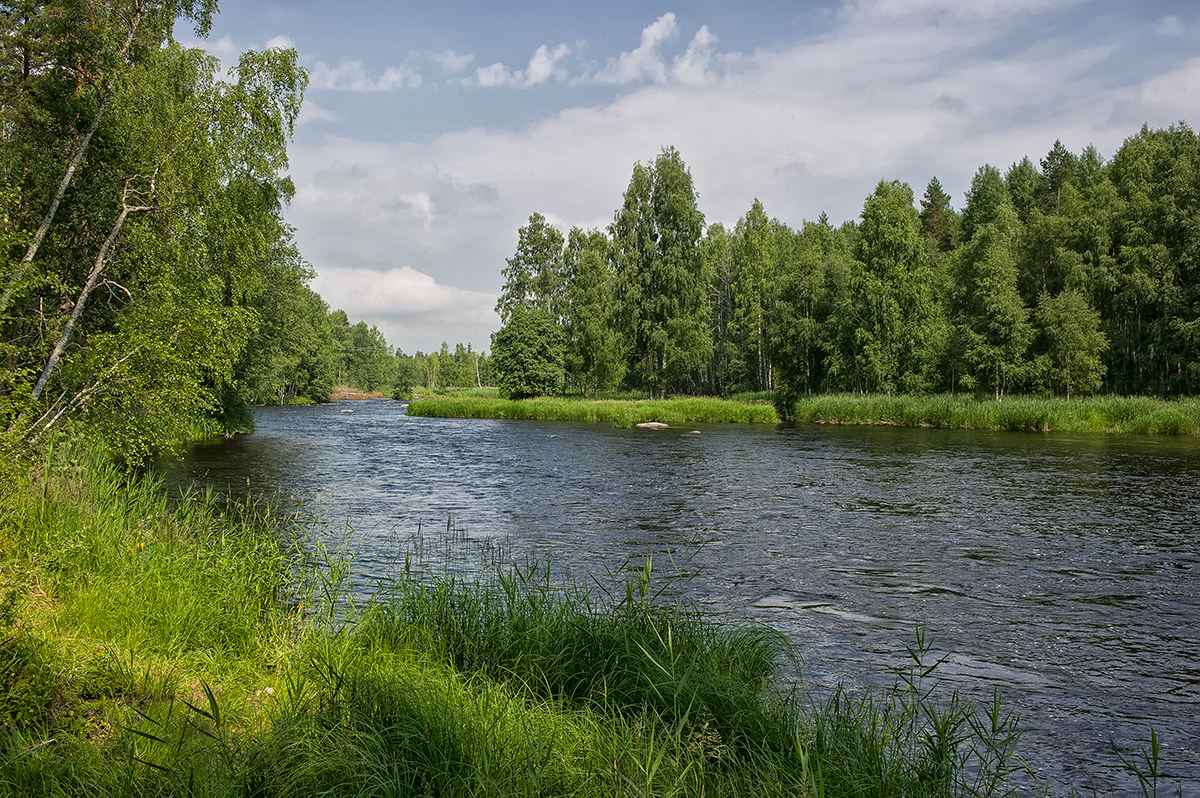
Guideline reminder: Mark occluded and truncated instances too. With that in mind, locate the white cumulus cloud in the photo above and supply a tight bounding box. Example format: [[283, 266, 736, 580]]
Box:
[[474, 43, 572, 87], [672, 25, 718, 85], [594, 12, 677, 84], [312, 266, 498, 352], [309, 59, 422, 91], [433, 49, 474, 72]]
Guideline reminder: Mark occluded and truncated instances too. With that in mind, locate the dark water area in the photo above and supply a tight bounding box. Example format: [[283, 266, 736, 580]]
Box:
[[163, 399, 1200, 795]]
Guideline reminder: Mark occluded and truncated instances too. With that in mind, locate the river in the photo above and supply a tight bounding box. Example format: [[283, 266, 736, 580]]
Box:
[[164, 399, 1200, 795]]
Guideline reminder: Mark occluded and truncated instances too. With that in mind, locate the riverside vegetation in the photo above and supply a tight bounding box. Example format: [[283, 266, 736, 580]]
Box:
[[0, 443, 1067, 798], [408, 388, 1200, 436]]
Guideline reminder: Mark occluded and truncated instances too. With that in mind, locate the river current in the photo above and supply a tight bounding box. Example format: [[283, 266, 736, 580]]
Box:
[[165, 399, 1200, 795]]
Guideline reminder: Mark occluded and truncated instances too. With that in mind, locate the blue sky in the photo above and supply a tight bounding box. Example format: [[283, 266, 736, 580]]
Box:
[[189, 1, 1200, 353]]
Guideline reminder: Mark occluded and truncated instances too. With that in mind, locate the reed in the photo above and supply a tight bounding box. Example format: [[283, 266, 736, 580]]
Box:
[[787, 393, 1200, 435], [407, 395, 779, 426]]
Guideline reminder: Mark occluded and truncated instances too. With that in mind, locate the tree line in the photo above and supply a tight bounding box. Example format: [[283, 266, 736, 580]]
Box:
[[492, 129, 1200, 407], [0, 0, 488, 461]]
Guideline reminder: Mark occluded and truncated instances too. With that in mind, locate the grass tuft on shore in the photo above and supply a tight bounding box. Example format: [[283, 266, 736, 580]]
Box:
[[407, 395, 778, 426], [785, 393, 1200, 435]]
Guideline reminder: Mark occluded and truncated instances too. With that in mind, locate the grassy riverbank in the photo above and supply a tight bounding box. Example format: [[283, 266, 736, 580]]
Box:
[[0, 445, 1048, 796], [786, 393, 1200, 435], [407, 395, 778, 426]]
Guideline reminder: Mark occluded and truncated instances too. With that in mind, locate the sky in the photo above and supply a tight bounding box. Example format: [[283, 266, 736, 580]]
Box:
[[186, 1, 1200, 354]]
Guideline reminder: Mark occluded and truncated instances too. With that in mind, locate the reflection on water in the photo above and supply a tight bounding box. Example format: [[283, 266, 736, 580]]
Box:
[[163, 400, 1200, 794]]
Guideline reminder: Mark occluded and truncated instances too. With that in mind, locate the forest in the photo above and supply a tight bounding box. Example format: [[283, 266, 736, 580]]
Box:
[[492, 132, 1200, 412], [0, 0, 489, 461]]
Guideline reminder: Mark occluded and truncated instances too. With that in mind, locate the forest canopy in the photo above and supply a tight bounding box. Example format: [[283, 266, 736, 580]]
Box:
[[493, 125, 1200, 409]]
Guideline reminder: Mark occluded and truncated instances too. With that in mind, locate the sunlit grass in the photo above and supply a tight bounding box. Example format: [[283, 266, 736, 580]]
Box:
[[407, 395, 779, 426], [785, 393, 1200, 435]]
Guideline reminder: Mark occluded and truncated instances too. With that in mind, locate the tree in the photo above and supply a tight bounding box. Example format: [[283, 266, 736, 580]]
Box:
[[919, 176, 959, 254], [828, 180, 944, 394], [702, 222, 739, 394], [1105, 123, 1200, 395], [730, 198, 777, 392], [562, 227, 625, 395], [1032, 290, 1107, 397], [495, 212, 566, 325], [947, 203, 1032, 399], [1, 27, 307, 460], [491, 306, 563, 400], [960, 165, 1009, 242], [771, 218, 843, 408], [610, 147, 710, 397], [1005, 157, 1043, 222]]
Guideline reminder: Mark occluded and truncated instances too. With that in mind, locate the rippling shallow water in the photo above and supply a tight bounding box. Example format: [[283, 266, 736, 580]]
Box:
[[165, 399, 1200, 795]]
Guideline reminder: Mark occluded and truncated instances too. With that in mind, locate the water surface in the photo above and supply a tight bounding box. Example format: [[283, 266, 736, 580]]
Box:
[[167, 400, 1200, 794]]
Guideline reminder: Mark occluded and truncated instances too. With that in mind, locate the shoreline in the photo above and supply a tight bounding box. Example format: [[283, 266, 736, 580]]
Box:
[[406, 392, 1200, 435]]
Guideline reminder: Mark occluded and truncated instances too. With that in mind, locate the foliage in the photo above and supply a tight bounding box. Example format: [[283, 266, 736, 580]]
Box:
[[0, 2, 321, 460], [491, 306, 564, 400], [611, 147, 711, 397], [407, 394, 779, 425], [495, 123, 1200, 406]]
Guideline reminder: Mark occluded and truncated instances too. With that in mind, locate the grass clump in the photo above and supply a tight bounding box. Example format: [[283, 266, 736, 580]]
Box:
[[408, 395, 778, 426], [786, 393, 1200, 435]]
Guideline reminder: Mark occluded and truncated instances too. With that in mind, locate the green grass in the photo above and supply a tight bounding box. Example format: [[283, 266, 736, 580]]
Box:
[[408, 395, 779, 426], [1, 441, 1159, 796], [786, 393, 1200, 435]]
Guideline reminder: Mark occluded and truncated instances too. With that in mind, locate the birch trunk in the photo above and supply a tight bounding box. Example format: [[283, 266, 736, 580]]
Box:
[[31, 184, 153, 401], [0, 1, 147, 312]]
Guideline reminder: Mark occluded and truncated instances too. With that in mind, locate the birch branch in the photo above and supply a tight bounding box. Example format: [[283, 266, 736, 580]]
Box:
[[0, 0, 149, 313], [31, 177, 154, 401]]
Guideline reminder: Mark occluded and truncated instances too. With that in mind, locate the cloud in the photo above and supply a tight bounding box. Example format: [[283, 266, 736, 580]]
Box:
[[283, 4, 1199, 351], [312, 266, 498, 352], [1109, 57, 1200, 129], [265, 35, 295, 50], [474, 43, 572, 87], [433, 49, 474, 72], [1156, 15, 1185, 36], [308, 59, 422, 91], [594, 12, 677, 84], [526, 44, 572, 85], [672, 26, 718, 85], [297, 101, 342, 124]]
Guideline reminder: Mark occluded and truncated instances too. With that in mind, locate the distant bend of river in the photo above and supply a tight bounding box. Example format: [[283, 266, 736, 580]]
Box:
[[164, 399, 1200, 795]]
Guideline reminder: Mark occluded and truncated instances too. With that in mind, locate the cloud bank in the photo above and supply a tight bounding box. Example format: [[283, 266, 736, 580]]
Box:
[[280, 1, 1200, 352]]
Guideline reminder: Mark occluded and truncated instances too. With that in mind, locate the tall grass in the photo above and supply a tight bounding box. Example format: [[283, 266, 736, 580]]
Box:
[[787, 393, 1200, 435], [408, 395, 779, 426]]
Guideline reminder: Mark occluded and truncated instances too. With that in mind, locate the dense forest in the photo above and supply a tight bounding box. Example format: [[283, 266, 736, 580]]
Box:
[[493, 130, 1200, 409]]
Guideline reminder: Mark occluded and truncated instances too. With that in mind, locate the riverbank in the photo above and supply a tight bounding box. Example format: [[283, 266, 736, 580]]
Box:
[[0, 445, 1036, 797], [407, 391, 1200, 436], [786, 393, 1200, 435], [407, 395, 778, 426]]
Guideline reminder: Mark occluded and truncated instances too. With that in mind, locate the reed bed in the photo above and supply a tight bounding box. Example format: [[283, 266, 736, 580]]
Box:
[[408, 395, 779, 426], [1, 442, 1162, 796], [787, 393, 1200, 435]]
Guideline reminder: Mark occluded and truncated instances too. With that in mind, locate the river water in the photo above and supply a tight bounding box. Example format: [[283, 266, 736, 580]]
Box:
[[165, 399, 1200, 795]]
